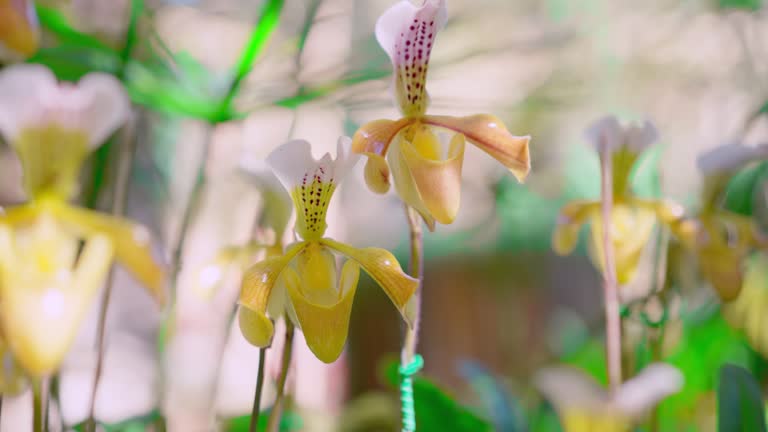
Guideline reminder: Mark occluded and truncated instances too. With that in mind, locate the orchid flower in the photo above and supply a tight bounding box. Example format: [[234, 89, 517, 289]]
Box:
[[238, 138, 418, 363], [723, 253, 768, 357], [669, 143, 768, 301], [535, 364, 683, 432], [0, 0, 39, 62], [0, 215, 113, 376], [552, 116, 684, 285], [352, 0, 530, 230], [0, 64, 166, 304]]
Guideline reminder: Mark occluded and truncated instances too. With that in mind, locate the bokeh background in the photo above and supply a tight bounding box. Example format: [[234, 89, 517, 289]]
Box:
[[3, 0, 768, 430]]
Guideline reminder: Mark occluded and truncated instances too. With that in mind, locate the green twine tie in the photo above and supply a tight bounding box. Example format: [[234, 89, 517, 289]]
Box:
[[399, 354, 424, 432]]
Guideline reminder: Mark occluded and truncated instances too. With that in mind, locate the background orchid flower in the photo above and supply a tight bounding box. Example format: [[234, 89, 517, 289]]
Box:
[[238, 137, 418, 363], [0, 64, 166, 304], [669, 143, 768, 301], [0, 215, 113, 376], [0, 0, 39, 62], [723, 253, 768, 357], [553, 116, 684, 285], [534, 364, 683, 432], [351, 0, 530, 229]]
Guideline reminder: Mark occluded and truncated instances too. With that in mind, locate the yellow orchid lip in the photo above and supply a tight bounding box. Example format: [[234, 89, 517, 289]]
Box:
[[0, 217, 114, 376]]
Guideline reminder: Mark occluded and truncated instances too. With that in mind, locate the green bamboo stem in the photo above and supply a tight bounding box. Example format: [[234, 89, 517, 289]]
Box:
[[266, 323, 294, 432], [248, 347, 268, 432]]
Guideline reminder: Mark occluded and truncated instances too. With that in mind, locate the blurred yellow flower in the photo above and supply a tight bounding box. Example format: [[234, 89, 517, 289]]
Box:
[[238, 138, 418, 363], [535, 364, 683, 432], [0, 0, 39, 61], [723, 253, 768, 358], [0, 64, 166, 304], [0, 215, 113, 376], [352, 0, 530, 229], [552, 116, 684, 284]]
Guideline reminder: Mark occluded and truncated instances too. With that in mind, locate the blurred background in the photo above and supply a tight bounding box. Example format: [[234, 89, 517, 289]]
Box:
[[3, 0, 768, 430]]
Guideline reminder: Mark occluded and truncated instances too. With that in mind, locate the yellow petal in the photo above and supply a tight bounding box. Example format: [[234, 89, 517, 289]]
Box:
[[45, 201, 167, 305], [364, 153, 391, 194], [15, 126, 90, 200], [552, 200, 600, 255], [0, 0, 39, 58], [400, 130, 464, 224], [238, 306, 275, 348], [698, 246, 745, 301], [284, 260, 359, 363], [351, 117, 415, 157], [388, 136, 436, 230], [238, 243, 305, 347], [422, 114, 530, 182], [0, 203, 41, 226], [320, 238, 418, 326]]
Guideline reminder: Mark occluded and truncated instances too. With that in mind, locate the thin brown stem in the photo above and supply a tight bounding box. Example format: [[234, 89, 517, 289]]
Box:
[[401, 205, 424, 365], [600, 150, 622, 395], [86, 114, 138, 432], [248, 347, 268, 432], [266, 322, 294, 432]]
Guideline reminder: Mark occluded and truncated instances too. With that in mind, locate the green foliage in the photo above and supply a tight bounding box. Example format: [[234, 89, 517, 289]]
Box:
[[717, 0, 762, 10], [385, 361, 494, 432], [223, 409, 303, 432], [717, 364, 767, 432], [723, 162, 768, 216]]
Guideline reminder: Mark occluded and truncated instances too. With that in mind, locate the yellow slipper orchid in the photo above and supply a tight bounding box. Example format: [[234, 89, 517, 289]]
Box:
[[0, 215, 114, 377], [352, 0, 530, 230], [238, 138, 418, 363], [670, 143, 768, 301], [0, 64, 166, 304], [534, 364, 683, 432], [552, 116, 685, 285], [0, 0, 39, 62]]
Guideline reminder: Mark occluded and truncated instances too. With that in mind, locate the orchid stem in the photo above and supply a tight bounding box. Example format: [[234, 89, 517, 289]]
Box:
[[400, 205, 424, 431], [86, 114, 138, 432], [266, 322, 294, 432], [32, 379, 45, 432], [600, 147, 622, 395], [248, 347, 268, 432]]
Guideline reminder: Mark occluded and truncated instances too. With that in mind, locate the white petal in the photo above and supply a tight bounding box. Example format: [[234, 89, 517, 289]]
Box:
[[613, 363, 683, 419], [697, 142, 768, 175], [0, 64, 57, 141], [77, 73, 130, 148], [266, 137, 360, 192], [585, 115, 622, 154], [533, 366, 609, 413]]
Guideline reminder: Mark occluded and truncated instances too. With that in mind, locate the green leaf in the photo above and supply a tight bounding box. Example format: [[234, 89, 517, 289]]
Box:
[[717, 364, 767, 432], [723, 162, 768, 216], [718, 0, 762, 10], [224, 409, 302, 432], [36, 5, 117, 53], [385, 361, 493, 432], [71, 410, 163, 432]]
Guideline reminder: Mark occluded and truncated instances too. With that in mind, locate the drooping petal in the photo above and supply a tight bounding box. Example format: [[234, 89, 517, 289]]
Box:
[[0, 64, 57, 142], [352, 118, 415, 157], [698, 245, 746, 302], [400, 129, 465, 224], [76, 73, 131, 148], [375, 0, 447, 116], [421, 114, 530, 181], [613, 363, 683, 419], [238, 243, 305, 347], [267, 137, 359, 240], [364, 153, 392, 194], [284, 259, 359, 363], [0, 202, 41, 226], [46, 201, 167, 304], [320, 238, 418, 326], [388, 135, 436, 230], [0, 0, 39, 61], [552, 200, 600, 255]]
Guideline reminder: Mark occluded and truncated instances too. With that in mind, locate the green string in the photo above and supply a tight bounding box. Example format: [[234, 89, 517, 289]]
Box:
[[399, 354, 424, 432]]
